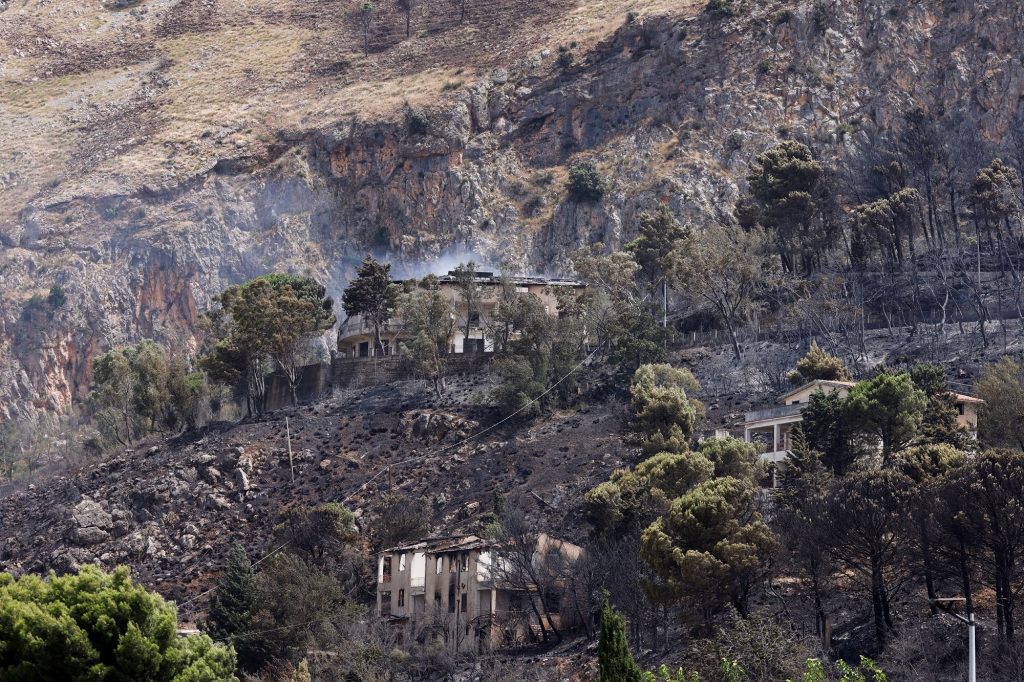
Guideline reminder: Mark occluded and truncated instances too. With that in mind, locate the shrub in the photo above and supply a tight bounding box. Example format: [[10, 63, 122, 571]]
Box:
[[405, 107, 429, 136], [47, 284, 67, 308], [705, 0, 734, 19], [557, 44, 574, 70], [772, 9, 793, 24], [566, 162, 605, 202], [812, 1, 829, 27], [21, 294, 48, 320]]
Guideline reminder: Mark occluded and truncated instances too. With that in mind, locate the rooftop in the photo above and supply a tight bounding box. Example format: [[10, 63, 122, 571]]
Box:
[[429, 271, 585, 287], [383, 534, 493, 554]]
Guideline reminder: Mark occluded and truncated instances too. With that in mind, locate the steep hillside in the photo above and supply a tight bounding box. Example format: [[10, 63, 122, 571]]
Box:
[[0, 371, 632, 625], [2, 0, 1024, 422]]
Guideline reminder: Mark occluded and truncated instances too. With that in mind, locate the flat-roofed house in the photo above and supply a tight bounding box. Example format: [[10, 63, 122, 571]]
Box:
[[375, 533, 584, 652], [337, 271, 586, 358], [743, 379, 983, 473]]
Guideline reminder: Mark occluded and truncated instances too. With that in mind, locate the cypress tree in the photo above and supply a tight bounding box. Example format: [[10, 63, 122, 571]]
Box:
[[597, 596, 643, 682]]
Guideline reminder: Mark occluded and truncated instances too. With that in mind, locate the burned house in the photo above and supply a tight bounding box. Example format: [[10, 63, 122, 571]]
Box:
[[338, 271, 586, 358], [375, 534, 585, 652]]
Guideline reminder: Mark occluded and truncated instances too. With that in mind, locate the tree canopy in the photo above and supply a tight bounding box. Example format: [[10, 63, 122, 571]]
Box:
[[0, 565, 236, 681]]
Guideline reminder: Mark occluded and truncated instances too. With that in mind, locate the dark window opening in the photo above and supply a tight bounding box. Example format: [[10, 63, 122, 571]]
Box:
[[381, 591, 392, 616], [958, 404, 965, 416], [382, 556, 392, 582], [398, 589, 405, 607], [461, 593, 468, 613], [448, 584, 456, 613]]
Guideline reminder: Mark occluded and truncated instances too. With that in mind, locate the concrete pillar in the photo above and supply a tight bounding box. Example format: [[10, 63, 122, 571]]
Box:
[[773, 424, 780, 452], [744, 428, 751, 442]]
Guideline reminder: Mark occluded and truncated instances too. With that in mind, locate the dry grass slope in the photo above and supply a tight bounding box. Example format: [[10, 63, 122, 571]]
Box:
[[0, 0, 702, 226]]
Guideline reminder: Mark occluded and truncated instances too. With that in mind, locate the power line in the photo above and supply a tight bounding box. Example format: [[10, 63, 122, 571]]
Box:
[[177, 339, 604, 615]]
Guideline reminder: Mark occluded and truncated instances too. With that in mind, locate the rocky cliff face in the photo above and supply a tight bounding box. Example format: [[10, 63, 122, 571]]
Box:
[[2, 0, 1023, 419]]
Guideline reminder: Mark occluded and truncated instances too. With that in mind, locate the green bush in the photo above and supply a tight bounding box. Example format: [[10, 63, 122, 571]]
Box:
[[47, 284, 68, 308], [0, 565, 236, 680], [557, 44, 575, 70], [405, 107, 429, 136], [566, 162, 605, 202], [705, 0, 735, 19]]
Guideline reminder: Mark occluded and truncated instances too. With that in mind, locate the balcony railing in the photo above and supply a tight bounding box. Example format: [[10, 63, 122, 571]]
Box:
[[745, 403, 803, 423]]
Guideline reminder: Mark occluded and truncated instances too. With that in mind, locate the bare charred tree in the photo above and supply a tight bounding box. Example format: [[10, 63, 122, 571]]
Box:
[[492, 510, 580, 645], [449, 0, 467, 23], [353, 1, 376, 57], [396, 0, 417, 38]]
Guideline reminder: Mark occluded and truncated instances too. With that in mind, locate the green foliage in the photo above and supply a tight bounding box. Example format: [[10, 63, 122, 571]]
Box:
[[626, 206, 688, 291], [669, 223, 769, 361], [630, 364, 704, 454], [825, 470, 913, 644], [202, 274, 335, 412], [836, 657, 887, 682], [597, 596, 643, 682], [849, 188, 920, 264], [585, 450, 715, 538], [698, 436, 761, 482], [740, 140, 830, 274], [205, 544, 261, 671], [451, 261, 482, 344], [798, 391, 862, 475], [571, 244, 670, 372], [372, 494, 432, 549], [47, 284, 68, 308], [0, 565, 236, 681], [641, 477, 776, 616], [705, 0, 735, 19], [631, 363, 702, 454], [843, 370, 927, 463], [275, 503, 358, 560], [976, 356, 1024, 449], [405, 107, 429, 135], [788, 341, 850, 385], [398, 284, 456, 396], [907, 363, 969, 447], [90, 340, 211, 446], [557, 44, 575, 69], [341, 255, 399, 353], [566, 162, 605, 202], [607, 300, 673, 371]]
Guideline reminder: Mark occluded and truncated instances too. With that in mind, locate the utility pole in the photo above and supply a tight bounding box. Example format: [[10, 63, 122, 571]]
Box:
[[285, 416, 294, 483], [932, 597, 976, 682]]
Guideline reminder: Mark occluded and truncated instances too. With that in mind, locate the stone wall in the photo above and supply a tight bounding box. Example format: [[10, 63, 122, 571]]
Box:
[[263, 354, 491, 411]]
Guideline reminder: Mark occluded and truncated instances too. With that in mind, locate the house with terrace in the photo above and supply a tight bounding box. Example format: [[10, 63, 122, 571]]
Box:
[[742, 378, 983, 475], [337, 271, 586, 358]]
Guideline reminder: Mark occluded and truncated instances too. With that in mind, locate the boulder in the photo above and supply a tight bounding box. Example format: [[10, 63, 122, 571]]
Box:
[[71, 499, 112, 530]]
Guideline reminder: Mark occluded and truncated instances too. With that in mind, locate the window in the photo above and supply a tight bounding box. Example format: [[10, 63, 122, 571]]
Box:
[[436, 557, 443, 574], [398, 589, 405, 607], [399, 553, 407, 571], [448, 584, 456, 613], [381, 591, 392, 616], [434, 591, 442, 609], [381, 556, 392, 583], [468, 311, 481, 327], [461, 593, 468, 613], [958, 404, 965, 416], [460, 554, 469, 572]]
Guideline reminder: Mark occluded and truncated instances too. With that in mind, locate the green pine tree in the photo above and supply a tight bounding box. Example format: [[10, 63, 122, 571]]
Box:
[[205, 542, 261, 670], [598, 596, 643, 682]]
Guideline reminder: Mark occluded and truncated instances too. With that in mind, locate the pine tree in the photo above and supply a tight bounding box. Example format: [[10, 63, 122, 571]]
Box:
[[597, 596, 643, 682], [205, 543, 261, 670]]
